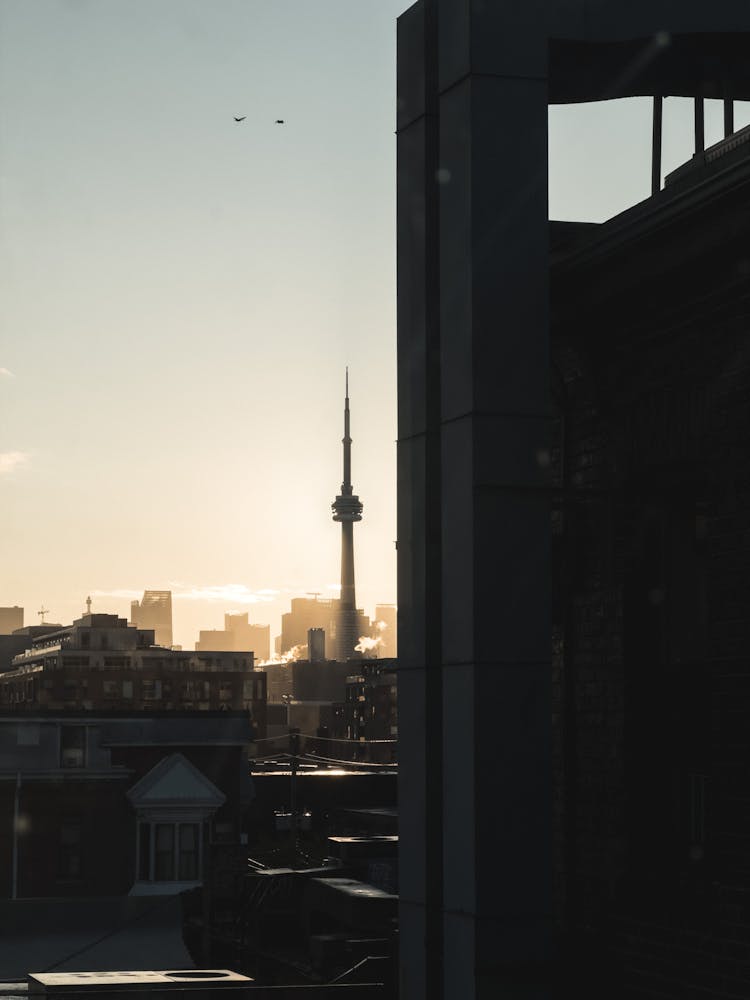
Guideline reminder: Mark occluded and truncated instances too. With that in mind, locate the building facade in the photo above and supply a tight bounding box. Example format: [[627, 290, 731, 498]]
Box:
[[263, 659, 355, 706], [332, 660, 398, 747], [397, 3, 750, 998], [0, 614, 266, 736], [0, 711, 254, 899]]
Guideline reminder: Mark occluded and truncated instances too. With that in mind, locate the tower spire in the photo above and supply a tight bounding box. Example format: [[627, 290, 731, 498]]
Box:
[[342, 367, 352, 495], [332, 368, 363, 660]]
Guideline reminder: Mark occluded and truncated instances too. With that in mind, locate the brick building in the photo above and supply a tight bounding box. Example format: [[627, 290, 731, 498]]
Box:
[[548, 126, 750, 993], [0, 614, 266, 738], [332, 660, 398, 747], [263, 659, 355, 705], [0, 711, 254, 899]]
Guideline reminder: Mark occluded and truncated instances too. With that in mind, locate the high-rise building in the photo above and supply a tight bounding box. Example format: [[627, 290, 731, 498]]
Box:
[[195, 613, 270, 661], [331, 370, 364, 661], [373, 604, 397, 659], [0, 607, 23, 634], [130, 590, 172, 648], [308, 627, 326, 663], [280, 596, 337, 656]]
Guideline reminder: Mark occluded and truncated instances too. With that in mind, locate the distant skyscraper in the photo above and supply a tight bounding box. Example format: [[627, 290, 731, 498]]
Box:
[[280, 596, 337, 657], [195, 613, 270, 660], [308, 627, 326, 663], [130, 590, 172, 648], [374, 604, 397, 659], [332, 370, 363, 661], [0, 607, 23, 635]]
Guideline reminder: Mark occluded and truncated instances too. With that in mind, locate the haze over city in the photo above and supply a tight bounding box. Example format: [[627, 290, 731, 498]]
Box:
[[3, 0, 750, 648]]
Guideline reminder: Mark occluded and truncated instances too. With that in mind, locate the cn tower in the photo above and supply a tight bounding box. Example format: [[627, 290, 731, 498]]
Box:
[[331, 368, 363, 661]]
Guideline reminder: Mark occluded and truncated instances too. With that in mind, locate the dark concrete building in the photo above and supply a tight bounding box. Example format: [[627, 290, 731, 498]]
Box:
[[397, 3, 750, 998]]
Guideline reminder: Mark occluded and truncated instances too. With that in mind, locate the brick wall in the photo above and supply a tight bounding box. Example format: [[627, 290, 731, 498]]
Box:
[[552, 221, 750, 997]]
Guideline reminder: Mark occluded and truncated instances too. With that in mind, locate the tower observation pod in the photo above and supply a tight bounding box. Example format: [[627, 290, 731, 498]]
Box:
[[331, 369, 363, 661]]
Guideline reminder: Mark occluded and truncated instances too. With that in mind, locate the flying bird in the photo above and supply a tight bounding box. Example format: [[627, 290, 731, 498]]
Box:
[[234, 116, 246, 122], [275, 119, 285, 124]]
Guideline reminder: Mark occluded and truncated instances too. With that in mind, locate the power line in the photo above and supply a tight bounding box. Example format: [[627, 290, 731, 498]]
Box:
[[251, 731, 397, 745], [248, 751, 396, 769], [297, 752, 397, 769]]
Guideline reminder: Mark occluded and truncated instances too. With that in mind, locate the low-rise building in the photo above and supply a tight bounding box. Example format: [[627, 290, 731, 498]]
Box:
[[0, 614, 266, 737], [0, 710, 254, 899], [332, 660, 397, 751], [263, 659, 355, 705]]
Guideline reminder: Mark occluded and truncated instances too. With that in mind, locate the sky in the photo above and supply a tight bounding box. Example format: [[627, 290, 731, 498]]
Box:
[[2, 1, 750, 648]]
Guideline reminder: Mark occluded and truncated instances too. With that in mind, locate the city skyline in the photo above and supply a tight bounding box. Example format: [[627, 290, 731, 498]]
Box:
[[0, 1, 405, 651], [4, 2, 750, 651]]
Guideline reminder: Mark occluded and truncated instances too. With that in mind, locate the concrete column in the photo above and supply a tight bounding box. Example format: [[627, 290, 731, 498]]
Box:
[[398, 2, 553, 997], [438, 64, 552, 999], [397, 3, 444, 999]]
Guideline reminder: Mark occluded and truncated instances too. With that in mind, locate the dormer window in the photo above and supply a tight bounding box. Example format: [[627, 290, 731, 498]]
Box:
[[127, 753, 226, 895]]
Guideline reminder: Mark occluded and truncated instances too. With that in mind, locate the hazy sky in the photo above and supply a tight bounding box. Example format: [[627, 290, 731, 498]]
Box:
[[2, 1, 749, 647]]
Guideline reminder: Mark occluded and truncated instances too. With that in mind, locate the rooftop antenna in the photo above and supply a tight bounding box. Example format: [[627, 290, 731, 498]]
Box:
[[37, 606, 49, 624], [86, 595, 92, 616], [306, 592, 321, 601]]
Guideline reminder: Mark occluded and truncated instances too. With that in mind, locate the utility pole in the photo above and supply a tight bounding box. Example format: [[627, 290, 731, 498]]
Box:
[[288, 728, 300, 862]]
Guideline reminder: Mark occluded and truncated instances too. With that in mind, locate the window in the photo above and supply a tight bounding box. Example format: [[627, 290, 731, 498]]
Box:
[[139, 822, 201, 882], [122, 680, 133, 699], [142, 678, 162, 700], [154, 824, 175, 880], [103, 680, 119, 698], [138, 823, 150, 880], [60, 726, 86, 768], [178, 824, 199, 879], [59, 821, 82, 879]]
